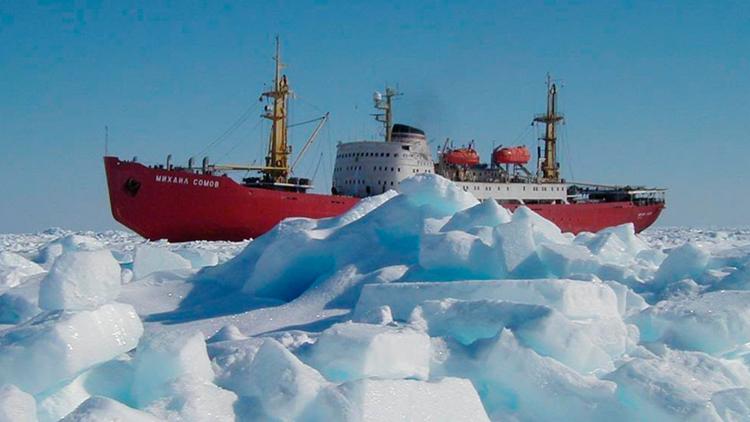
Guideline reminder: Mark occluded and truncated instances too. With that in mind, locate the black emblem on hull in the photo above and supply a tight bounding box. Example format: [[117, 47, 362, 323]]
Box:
[[124, 178, 141, 197]]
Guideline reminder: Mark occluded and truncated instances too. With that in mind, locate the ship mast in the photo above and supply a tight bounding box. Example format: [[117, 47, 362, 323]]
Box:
[[373, 87, 401, 142], [533, 74, 564, 182], [261, 36, 291, 182]]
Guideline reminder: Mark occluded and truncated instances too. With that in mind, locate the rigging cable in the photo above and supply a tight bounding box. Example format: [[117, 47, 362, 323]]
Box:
[[216, 116, 264, 163], [288, 115, 326, 128], [312, 152, 324, 182], [193, 102, 260, 159], [563, 120, 574, 181]]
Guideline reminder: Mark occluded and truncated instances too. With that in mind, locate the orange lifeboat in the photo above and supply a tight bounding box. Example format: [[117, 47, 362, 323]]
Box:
[[443, 147, 480, 166], [493, 146, 531, 165]]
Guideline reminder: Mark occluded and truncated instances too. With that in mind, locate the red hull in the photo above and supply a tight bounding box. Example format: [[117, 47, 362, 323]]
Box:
[[104, 157, 359, 242], [504, 202, 664, 234], [105, 157, 664, 242]]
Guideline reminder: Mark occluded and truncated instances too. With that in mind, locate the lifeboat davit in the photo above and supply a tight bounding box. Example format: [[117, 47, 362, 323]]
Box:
[[443, 147, 480, 166], [493, 146, 531, 165]]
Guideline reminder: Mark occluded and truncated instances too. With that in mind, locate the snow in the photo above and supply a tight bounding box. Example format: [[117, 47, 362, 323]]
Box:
[[635, 290, 750, 354], [413, 298, 627, 373], [0, 175, 750, 420], [0, 252, 44, 291], [236, 338, 326, 420], [0, 384, 37, 422], [304, 377, 490, 421], [605, 348, 750, 420], [132, 331, 215, 407], [144, 375, 237, 422], [173, 248, 219, 269], [441, 197, 511, 232], [0, 302, 143, 395], [61, 396, 160, 422], [39, 249, 121, 311], [132, 245, 192, 280], [0, 279, 41, 324], [354, 279, 621, 321], [303, 322, 432, 382], [436, 328, 621, 420], [653, 242, 711, 288]]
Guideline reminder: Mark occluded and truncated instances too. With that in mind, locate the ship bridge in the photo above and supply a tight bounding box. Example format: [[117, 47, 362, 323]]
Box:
[[333, 123, 434, 197]]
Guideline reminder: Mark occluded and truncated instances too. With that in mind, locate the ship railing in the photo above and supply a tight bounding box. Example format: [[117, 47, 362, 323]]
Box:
[[628, 189, 666, 205]]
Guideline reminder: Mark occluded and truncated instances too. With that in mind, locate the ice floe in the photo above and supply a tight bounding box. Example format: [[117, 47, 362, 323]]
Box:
[[0, 174, 749, 420]]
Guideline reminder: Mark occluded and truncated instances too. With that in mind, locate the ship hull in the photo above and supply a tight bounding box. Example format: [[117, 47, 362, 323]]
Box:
[[104, 157, 360, 242], [504, 202, 664, 234], [105, 157, 664, 242]]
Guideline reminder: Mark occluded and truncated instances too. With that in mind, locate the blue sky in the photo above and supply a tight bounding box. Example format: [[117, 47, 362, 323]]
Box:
[[1, 1, 748, 232]]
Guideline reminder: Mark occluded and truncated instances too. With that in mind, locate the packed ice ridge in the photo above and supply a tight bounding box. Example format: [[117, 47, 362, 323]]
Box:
[[0, 174, 749, 421]]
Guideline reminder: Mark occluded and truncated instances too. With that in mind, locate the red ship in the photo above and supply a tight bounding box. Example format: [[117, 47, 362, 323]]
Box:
[[105, 45, 665, 242]]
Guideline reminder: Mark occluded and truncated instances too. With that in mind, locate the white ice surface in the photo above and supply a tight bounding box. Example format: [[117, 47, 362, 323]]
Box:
[[132, 245, 192, 281], [0, 176, 749, 421], [39, 249, 121, 311], [0, 384, 37, 422], [304, 377, 490, 422], [0, 252, 44, 292], [304, 322, 432, 382], [61, 396, 161, 422], [132, 331, 214, 407], [0, 302, 143, 395]]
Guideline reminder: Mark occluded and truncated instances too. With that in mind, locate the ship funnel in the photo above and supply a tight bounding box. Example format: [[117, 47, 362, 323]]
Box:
[[202, 156, 209, 173], [188, 157, 194, 169], [166, 154, 172, 169]]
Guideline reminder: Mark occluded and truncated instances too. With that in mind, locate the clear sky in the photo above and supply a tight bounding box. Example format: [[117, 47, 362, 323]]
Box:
[[1, 1, 748, 233]]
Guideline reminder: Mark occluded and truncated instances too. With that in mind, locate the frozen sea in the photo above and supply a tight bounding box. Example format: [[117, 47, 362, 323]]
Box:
[[1, 175, 749, 421]]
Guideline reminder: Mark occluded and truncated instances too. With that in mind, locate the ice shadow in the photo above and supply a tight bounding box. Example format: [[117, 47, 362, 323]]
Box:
[[144, 276, 283, 325]]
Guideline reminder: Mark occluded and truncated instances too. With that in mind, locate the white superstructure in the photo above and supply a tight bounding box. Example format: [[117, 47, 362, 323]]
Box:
[[332, 86, 569, 204], [333, 123, 568, 203], [332, 124, 434, 197]]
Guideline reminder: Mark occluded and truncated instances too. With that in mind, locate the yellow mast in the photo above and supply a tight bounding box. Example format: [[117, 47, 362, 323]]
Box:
[[261, 36, 291, 182], [534, 74, 564, 182], [373, 87, 401, 142]]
